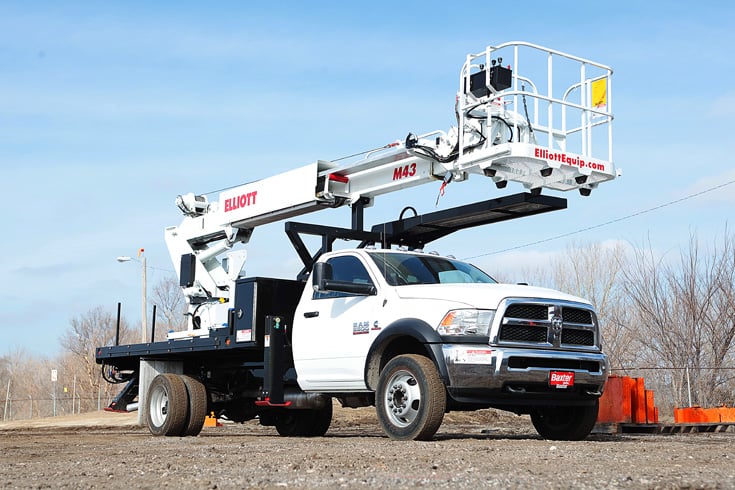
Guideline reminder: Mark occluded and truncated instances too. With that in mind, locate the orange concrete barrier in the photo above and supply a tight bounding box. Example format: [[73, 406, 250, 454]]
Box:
[[597, 375, 659, 424], [597, 375, 630, 423], [632, 377, 646, 423], [674, 406, 735, 423], [645, 390, 657, 424]]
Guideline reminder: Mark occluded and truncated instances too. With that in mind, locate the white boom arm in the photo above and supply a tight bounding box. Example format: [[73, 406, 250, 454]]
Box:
[[164, 41, 618, 336]]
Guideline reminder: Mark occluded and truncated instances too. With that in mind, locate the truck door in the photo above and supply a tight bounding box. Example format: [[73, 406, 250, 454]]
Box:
[[293, 254, 385, 392]]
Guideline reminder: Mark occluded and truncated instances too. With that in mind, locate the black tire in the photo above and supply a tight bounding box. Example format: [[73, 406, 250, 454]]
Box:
[[376, 354, 446, 441], [146, 373, 188, 437], [274, 401, 333, 437], [309, 401, 333, 436], [180, 375, 208, 437], [530, 400, 599, 441]]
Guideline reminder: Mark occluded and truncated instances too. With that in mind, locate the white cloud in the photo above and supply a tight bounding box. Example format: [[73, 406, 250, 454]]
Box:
[[681, 169, 735, 205], [707, 93, 735, 118]]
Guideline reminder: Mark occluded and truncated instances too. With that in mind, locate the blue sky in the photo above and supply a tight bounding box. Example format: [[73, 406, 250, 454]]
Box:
[[2, 1, 734, 356]]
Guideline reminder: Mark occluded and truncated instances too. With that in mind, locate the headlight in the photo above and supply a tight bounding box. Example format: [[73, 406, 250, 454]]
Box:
[[437, 309, 495, 336]]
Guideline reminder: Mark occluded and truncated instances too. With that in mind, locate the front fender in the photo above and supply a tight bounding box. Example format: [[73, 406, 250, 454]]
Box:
[[364, 318, 449, 390]]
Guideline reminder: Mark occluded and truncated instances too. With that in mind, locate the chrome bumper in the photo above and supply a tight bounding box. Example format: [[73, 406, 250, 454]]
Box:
[[442, 344, 609, 395]]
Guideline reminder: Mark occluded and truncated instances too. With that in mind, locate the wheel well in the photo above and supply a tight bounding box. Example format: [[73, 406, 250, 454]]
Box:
[[365, 336, 433, 390]]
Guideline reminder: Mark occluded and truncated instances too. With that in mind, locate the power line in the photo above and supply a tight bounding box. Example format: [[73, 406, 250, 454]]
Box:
[[146, 264, 175, 274], [610, 367, 735, 371], [464, 177, 735, 260]]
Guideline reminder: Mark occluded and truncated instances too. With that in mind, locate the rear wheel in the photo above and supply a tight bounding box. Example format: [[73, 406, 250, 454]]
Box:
[[180, 375, 208, 437], [376, 354, 446, 441], [274, 402, 333, 437], [146, 374, 188, 437], [531, 400, 599, 441]]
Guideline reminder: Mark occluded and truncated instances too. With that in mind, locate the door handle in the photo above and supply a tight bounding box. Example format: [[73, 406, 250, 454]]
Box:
[[303, 311, 319, 318]]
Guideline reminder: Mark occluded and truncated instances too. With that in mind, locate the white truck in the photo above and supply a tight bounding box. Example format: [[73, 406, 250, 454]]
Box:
[[97, 41, 617, 441]]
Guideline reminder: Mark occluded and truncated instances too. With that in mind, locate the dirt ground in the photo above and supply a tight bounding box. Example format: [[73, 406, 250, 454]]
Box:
[[1, 406, 734, 489]]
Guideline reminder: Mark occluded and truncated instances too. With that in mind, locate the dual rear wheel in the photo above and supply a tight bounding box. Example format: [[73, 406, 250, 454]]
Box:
[[273, 403, 333, 437], [146, 373, 208, 437], [146, 373, 333, 438]]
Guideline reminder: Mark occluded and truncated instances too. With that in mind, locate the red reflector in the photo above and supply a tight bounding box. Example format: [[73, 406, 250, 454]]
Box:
[[328, 173, 349, 183]]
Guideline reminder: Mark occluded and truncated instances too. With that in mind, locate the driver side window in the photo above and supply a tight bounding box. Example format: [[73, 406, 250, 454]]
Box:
[[313, 255, 375, 299]]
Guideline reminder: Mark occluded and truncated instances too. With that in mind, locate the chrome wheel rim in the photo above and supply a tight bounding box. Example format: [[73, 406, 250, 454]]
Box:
[[149, 385, 169, 428], [383, 369, 421, 427]]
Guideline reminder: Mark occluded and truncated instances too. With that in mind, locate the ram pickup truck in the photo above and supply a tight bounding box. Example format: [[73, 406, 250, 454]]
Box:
[[295, 247, 608, 440], [97, 232, 608, 441]]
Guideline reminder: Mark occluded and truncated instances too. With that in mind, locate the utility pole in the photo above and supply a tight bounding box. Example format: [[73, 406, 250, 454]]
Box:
[[51, 368, 57, 417], [116, 248, 148, 343], [3, 379, 10, 421], [141, 252, 148, 343]]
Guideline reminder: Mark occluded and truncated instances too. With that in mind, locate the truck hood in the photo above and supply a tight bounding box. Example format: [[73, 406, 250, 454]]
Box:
[[392, 283, 590, 308]]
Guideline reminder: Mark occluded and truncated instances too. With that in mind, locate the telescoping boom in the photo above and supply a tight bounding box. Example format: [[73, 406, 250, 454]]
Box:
[[165, 41, 618, 333]]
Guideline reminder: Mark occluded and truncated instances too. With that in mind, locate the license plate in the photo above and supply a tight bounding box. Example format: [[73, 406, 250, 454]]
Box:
[[549, 371, 575, 389]]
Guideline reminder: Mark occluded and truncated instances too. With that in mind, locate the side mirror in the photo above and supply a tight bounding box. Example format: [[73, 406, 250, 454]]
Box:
[[312, 261, 377, 296], [313, 262, 332, 292]]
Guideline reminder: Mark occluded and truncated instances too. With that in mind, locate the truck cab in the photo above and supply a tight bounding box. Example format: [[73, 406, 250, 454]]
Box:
[[293, 248, 608, 440]]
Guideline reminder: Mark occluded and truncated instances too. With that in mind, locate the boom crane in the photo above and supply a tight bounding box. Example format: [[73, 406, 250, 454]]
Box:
[[100, 41, 616, 442], [164, 41, 618, 336]]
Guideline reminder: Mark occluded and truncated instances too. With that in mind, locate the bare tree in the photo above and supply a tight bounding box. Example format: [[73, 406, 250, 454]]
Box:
[[1, 349, 62, 419], [59, 306, 134, 412], [702, 230, 735, 405], [151, 274, 187, 340], [0, 349, 24, 420], [623, 232, 735, 409]]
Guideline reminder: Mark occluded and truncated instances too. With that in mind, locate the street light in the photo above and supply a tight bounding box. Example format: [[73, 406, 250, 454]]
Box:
[[116, 249, 147, 343]]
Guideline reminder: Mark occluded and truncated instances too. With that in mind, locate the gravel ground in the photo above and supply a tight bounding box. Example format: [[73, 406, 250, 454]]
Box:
[[1, 407, 733, 489]]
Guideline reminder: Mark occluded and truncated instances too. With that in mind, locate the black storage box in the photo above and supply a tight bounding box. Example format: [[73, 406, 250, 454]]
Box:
[[230, 277, 305, 346]]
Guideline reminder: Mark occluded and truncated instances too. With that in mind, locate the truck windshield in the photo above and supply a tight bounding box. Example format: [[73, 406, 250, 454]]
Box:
[[368, 251, 497, 286]]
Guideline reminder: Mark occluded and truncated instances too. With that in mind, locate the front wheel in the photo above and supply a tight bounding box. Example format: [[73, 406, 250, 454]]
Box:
[[531, 400, 599, 441], [376, 354, 446, 441]]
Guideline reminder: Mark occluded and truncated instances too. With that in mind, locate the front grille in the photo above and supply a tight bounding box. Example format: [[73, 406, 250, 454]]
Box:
[[507, 356, 601, 372], [504, 304, 547, 320], [498, 324, 547, 342], [497, 301, 597, 348], [563, 308, 593, 324], [561, 328, 594, 346]]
